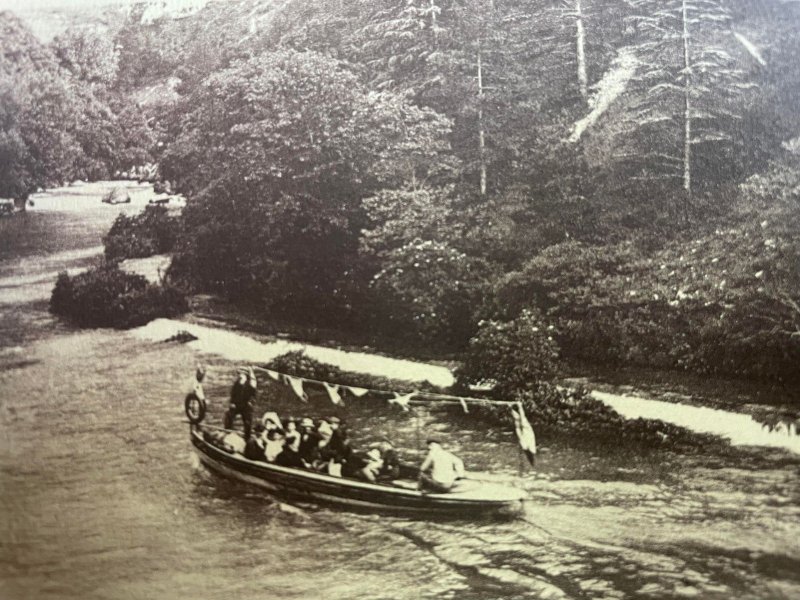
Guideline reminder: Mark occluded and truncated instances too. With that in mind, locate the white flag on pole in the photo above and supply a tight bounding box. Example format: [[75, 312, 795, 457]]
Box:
[[511, 402, 537, 466]]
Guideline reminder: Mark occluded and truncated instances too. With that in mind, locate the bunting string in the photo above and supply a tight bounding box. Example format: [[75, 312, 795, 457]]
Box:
[[249, 365, 516, 408], [245, 364, 536, 472]]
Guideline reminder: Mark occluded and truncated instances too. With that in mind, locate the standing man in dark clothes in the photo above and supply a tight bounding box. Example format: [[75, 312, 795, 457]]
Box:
[[224, 367, 257, 440]]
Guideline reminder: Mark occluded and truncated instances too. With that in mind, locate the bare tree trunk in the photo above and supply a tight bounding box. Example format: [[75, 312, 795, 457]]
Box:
[[477, 46, 487, 196], [576, 0, 588, 101], [681, 0, 692, 201]]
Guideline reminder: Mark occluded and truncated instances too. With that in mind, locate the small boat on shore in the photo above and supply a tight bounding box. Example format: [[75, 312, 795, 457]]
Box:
[[190, 425, 526, 518]]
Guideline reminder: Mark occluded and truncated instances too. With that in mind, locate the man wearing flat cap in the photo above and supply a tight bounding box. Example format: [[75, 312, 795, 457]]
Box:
[[224, 367, 257, 440]]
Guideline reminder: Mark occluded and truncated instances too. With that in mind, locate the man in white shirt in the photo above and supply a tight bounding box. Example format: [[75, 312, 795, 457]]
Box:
[[418, 439, 465, 493]]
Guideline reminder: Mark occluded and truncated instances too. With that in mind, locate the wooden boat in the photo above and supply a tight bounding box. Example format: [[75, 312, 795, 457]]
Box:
[[190, 426, 526, 518]]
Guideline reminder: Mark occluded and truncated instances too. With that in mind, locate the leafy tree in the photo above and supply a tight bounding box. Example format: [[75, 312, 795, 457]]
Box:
[[52, 28, 120, 86], [597, 0, 756, 209], [360, 186, 459, 260], [165, 49, 455, 319], [369, 239, 492, 347], [0, 13, 153, 198], [456, 308, 560, 398]]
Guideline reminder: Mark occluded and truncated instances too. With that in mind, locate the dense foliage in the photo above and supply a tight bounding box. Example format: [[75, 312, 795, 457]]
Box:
[[456, 309, 560, 398], [104, 205, 178, 262], [455, 311, 725, 449], [7, 0, 800, 386], [49, 265, 188, 328], [488, 165, 800, 383], [0, 12, 153, 200]]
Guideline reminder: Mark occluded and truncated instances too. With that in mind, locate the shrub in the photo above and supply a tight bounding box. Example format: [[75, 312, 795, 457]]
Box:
[[468, 382, 725, 451], [50, 264, 188, 328], [490, 226, 800, 383], [368, 239, 492, 350], [456, 309, 560, 398], [103, 205, 178, 262]]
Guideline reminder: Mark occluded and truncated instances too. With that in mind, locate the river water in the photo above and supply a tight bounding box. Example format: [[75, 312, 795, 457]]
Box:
[[1, 182, 799, 600]]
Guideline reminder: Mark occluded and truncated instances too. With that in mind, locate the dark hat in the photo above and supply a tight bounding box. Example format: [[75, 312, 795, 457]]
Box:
[[425, 439, 441, 446], [254, 423, 267, 434]]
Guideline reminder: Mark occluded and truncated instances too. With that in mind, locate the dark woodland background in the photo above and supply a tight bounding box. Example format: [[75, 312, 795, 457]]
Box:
[[3, 0, 800, 387]]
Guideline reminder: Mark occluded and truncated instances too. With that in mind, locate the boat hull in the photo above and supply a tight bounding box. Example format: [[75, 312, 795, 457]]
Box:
[[191, 428, 524, 518]]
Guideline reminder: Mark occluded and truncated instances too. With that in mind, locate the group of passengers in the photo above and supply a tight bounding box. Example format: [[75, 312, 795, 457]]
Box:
[[243, 413, 401, 483], [220, 367, 465, 492]]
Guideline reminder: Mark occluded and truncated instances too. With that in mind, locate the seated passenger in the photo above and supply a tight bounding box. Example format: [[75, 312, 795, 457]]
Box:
[[261, 411, 284, 434], [244, 423, 268, 462], [327, 417, 352, 462], [317, 419, 333, 441], [374, 441, 401, 481], [264, 429, 285, 463], [343, 448, 383, 483], [313, 419, 335, 471], [360, 448, 384, 483], [298, 417, 321, 463], [275, 433, 308, 469], [283, 418, 299, 438], [417, 439, 465, 493]]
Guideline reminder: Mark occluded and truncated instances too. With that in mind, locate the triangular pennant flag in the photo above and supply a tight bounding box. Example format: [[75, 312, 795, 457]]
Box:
[[459, 398, 469, 414], [323, 382, 344, 406], [388, 391, 414, 412], [265, 369, 281, 381], [345, 386, 369, 398], [284, 375, 308, 402], [511, 402, 536, 466]]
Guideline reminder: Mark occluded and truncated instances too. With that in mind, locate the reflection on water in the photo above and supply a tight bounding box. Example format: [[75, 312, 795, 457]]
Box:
[[593, 391, 800, 454], [1, 183, 799, 599], [133, 319, 456, 387]]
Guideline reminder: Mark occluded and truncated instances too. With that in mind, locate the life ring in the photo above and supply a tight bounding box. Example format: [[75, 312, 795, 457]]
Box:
[[185, 393, 207, 424]]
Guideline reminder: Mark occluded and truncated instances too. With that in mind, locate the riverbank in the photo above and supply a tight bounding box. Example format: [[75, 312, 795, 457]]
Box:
[[189, 293, 800, 422], [128, 309, 800, 457], [563, 362, 800, 412], [11, 180, 799, 454]]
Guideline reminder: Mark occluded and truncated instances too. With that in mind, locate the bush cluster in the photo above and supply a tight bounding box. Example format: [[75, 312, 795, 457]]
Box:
[[103, 205, 178, 262], [457, 310, 723, 451], [455, 309, 559, 398], [50, 264, 188, 328], [491, 226, 800, 384]]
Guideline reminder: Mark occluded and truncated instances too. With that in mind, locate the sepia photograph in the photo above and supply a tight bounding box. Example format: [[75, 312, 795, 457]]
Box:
[[0, 0, 798, 598]]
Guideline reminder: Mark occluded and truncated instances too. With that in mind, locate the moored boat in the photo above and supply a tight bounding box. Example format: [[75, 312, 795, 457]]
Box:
[[190, 425, 526, 518]]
